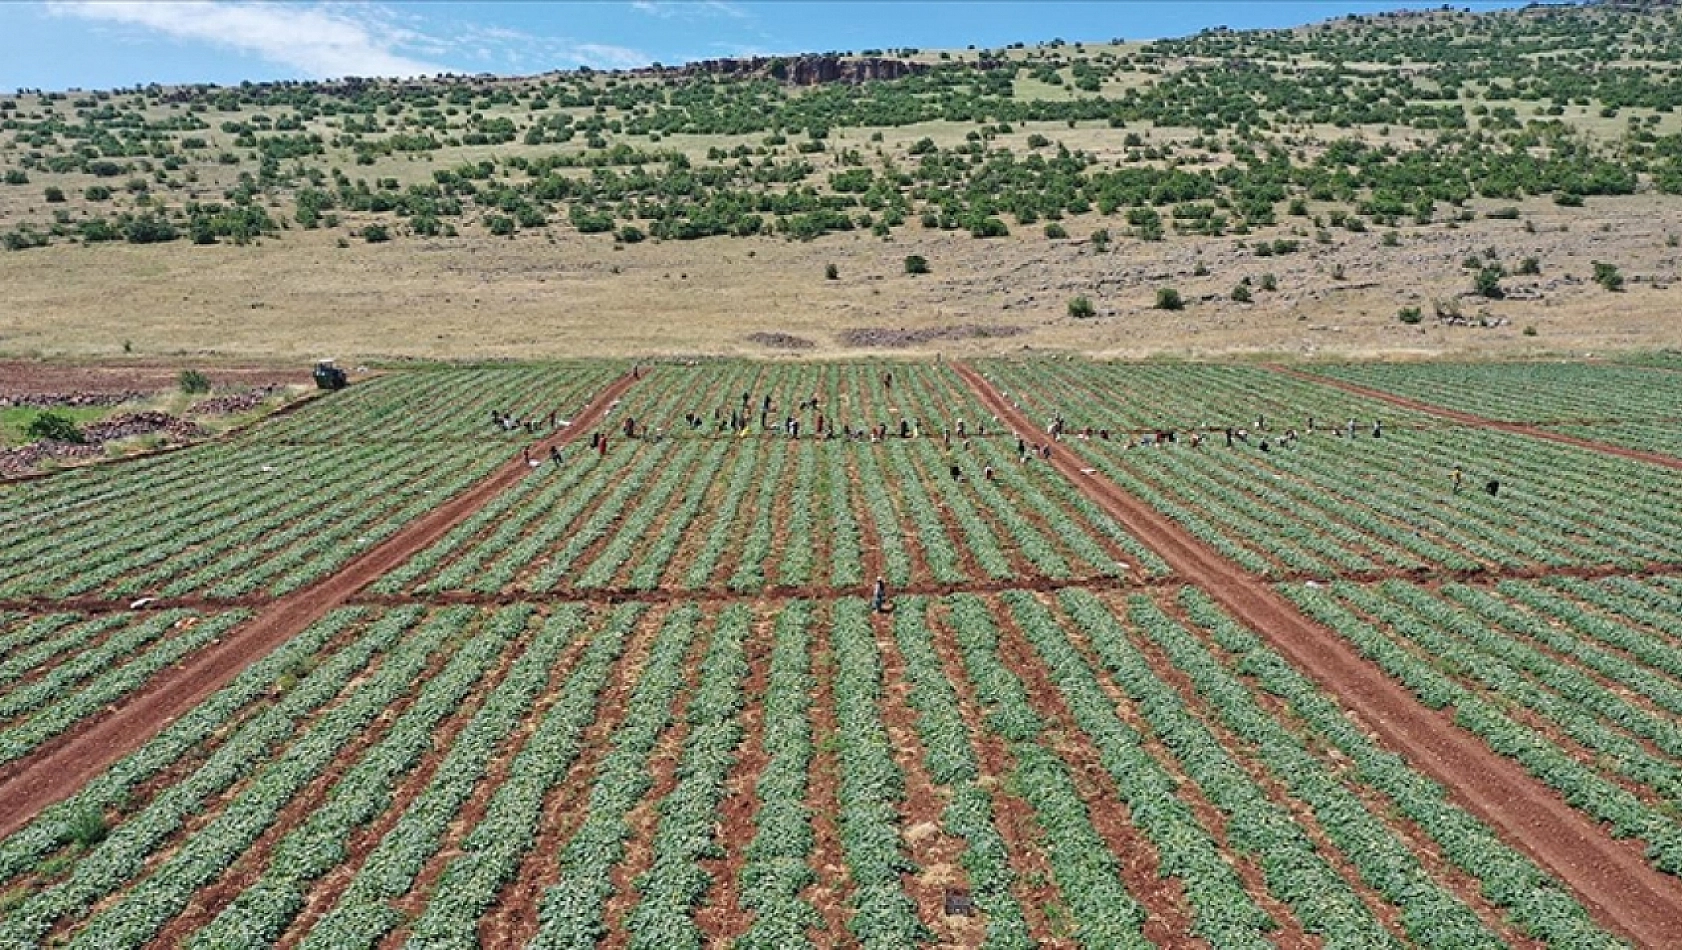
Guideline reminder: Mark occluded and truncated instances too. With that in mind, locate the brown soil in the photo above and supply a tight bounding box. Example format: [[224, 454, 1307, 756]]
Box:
[[277, 606, 601, 949], [1272, 366, 1682, 470], [464, 606, 667, 950], [802, 603, 856, 945], [872, 607, 983, 947], [952, 360, 1682, 947], [923, 602, 1069, 946], [0, 359, 308, 396], [1147, 591, 1545, 949], [693, 609, 776, 943], [0, 370, 639, 840], [987, 597, 1204, 945], [598, 627, 709, 948], [1044, 595, 1318, 946]]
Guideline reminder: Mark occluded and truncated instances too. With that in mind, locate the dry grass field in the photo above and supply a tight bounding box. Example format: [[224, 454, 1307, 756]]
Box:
[[0, 192, 1677, 363]]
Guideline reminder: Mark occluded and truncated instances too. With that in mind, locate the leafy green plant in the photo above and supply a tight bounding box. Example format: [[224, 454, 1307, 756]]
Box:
[[903, 254, 929, 275], [1068, 295, 1096, 318], [25, 411, 84, 443], [1155, 287, 1184, 310], [178, 369, 211, 395]]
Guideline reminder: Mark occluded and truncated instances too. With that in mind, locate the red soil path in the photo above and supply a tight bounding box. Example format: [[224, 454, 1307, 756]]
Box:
[[951, 360, 1682, 947], [1268, 364, 1682, 471], [0, 371, 640, 840]]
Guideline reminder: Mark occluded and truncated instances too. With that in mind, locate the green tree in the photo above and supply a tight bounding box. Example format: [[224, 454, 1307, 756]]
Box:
[[1473, 266, 1504, 298], [904, 254, 929, 275], [1592, 260, 1624, 291], [1067, 295, 1096, 318], [1154, 287, 1184, 310]]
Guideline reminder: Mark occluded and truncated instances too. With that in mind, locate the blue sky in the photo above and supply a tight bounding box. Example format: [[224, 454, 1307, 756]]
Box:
[[4, 1, 1528, 93]]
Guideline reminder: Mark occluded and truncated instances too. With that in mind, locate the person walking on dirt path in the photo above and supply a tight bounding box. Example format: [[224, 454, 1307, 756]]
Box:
[[872, 576, 889, 613]]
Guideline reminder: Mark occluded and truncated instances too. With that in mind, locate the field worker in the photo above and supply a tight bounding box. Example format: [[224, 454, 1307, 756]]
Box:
[[900, 419, 911, 439], [950, 462, 962, 481], [1452, 466, 1464, 493], [1485, 478, 1500, 497], [883, 371, 893, 389], [1347, 418, 1358, 439], [1016, 436, 1026, 457], [872, 576, 889, 613], [1372, 419, 1383, 439], [522, 446, 531, 466], [983, 464, 995, 482], [624, 416, 637, 439], [599, 436, 608, 457], [550, 445, 563, 468], [957, 418, 966, 438]]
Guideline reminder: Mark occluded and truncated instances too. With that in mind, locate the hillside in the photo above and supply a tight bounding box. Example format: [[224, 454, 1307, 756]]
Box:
[[2, 2, 1681, 360]]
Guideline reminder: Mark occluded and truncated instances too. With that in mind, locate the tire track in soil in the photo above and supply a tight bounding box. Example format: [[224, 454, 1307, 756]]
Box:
[[460, 605, 667, 950], [874, 603, 983, 947], [1038, 592, 1317, 947], [148, 614, 519, 946], [986, 597, 1203, 945], [954, 360, 1682, 947], [693, 609, 775, 944], [1268, 365, 1682, 472], [274, 606, 600, 950], [924, 601, 1069, 947], [1144, 593, 1548, 950], [0, 370, 640, 842]]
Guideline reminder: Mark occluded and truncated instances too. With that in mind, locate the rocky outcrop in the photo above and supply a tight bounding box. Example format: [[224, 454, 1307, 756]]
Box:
[[677, 55, 930, 86]]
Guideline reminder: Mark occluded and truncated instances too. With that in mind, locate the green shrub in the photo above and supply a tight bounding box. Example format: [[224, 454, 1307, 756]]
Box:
[[1231, 283, 1252, 303], [1515, 256, 1541, 276], [179, 369, 211, 394], [825, 263, 839, 280], [1154, 287, 1184, 310], [1592, 260, 1624, 291], [1067, 295, 1096, 318], [1043, 222, 1068, 239], [1473, 266, 1505, 299], [1398, 306, 1423, 324], [26, 411, 84, 443], [903, 254, 929, 275], [361, 223, 389, 243]]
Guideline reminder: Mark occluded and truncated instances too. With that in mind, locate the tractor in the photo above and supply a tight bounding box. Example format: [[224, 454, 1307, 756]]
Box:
[[313, 359, 349, 391]]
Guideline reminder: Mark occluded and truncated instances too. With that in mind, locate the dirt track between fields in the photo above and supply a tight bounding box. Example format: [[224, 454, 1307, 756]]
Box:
[[1268, 365, 1682, 471], [951, 360, 1682, 947], [0, 370, 639, 840]]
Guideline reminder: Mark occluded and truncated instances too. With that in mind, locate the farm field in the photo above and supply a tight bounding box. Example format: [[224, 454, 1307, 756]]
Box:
[[2, 358, 1682, 947]]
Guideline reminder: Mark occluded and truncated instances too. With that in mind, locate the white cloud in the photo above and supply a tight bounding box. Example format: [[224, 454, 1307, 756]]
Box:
[[48, 0, 452, 79], [570, 42, 651, 70], [630, 1, 747, 21]]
